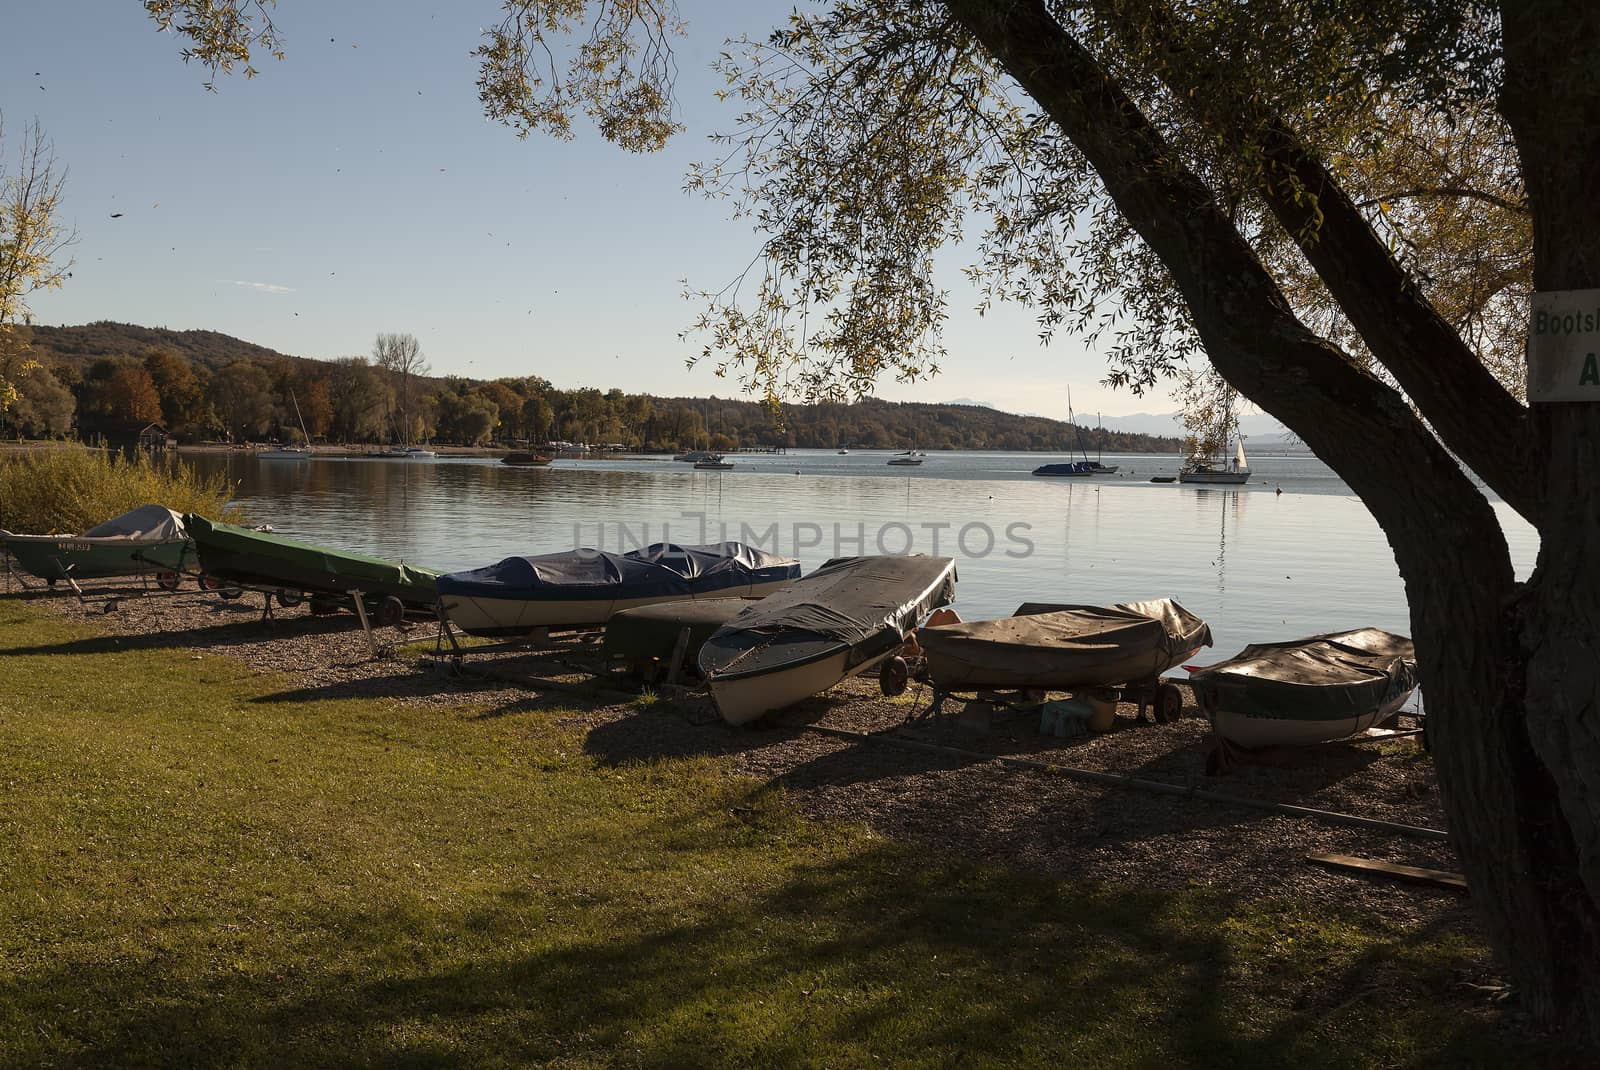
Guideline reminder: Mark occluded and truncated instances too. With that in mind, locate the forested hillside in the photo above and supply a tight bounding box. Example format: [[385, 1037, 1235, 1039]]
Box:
[[9, 322, 1181, 452]]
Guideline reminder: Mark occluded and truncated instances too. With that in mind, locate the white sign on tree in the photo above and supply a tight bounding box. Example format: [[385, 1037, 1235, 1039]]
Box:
[[1529, 289, 1600, 402]]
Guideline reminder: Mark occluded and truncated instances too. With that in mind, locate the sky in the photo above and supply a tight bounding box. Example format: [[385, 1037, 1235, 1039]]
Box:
[[1, 1, 1184, 418]]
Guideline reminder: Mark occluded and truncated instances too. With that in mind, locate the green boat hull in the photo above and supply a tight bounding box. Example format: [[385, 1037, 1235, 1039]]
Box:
[[2, 533, 191, 581], [183, 515, 441, 609]]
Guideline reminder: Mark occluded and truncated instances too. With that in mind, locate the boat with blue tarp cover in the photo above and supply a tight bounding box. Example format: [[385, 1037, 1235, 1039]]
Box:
[[437, 542, 800, 637]]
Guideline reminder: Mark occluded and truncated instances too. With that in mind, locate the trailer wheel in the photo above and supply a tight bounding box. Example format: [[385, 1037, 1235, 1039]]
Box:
[[276, 589, 304, 608], [156, 571, 181, 591], [879, 656, 911, 698], [378, 595, 407, 629], [217, 585, 244, 600], [199, 572, 224, 591], [1155, 683, 1183, 723], [46, 577, 57, 589]]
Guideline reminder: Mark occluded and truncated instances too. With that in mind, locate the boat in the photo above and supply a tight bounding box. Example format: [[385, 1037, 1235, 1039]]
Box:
[[1179, 395, 1251, 484], [501, 451, 554, 467], [837, 447, 849, 455], [674, 449, 714, 463], [260, 391, 315, 460], [1032, 461, 1095, 477], [918, 598, 1212, 693], [183, 514, 441, 612], [1187, 628, 1418, 748], [886, 450, 925, 466], [259, 445, 311, 461], [694, 454, 735, 470], [600, 597, 755, 675], [2, 505, 192, 586], [1149, 475, 1177, 483], [1178, 436, 1250, 484], [437, 542, 800, 637], [699, 555, 958, 725], [366, 445, 437, 460]]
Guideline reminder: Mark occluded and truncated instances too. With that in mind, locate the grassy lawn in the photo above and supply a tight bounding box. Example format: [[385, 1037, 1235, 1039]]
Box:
[[0, 598, 1552, 1068]]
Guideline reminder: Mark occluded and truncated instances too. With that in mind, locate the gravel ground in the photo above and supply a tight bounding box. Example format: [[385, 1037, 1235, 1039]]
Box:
[[12, 577, 1472, 933]]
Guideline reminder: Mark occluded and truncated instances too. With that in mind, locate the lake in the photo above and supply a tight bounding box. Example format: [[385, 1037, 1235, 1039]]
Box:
[[188, 449, 1539, 667]]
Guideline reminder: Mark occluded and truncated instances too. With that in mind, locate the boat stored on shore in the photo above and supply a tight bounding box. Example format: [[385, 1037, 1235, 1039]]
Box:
[[437, 542, 799, 637], [183, 514, 441, 616], [699, 555, 958, 725], [918, 598, 1212, 698], [1188, 629, 1418, 748], [2, 505, 192, 586]]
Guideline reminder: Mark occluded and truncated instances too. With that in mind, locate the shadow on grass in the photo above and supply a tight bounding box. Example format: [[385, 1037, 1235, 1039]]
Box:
[[0, 608, 361, 659], [0, 842, 1535, 1069]]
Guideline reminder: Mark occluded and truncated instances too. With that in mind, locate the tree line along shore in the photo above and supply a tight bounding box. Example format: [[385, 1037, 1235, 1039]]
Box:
[[4, 321, 1183, 454]]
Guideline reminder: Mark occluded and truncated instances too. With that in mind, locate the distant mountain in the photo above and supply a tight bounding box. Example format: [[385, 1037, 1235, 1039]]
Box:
[[944, 397, 998, 409], [1100, 408, 1288, 439]]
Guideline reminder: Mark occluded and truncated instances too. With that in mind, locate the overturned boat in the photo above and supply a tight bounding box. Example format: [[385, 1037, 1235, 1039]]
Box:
[[2, 505, 192, 586], [436, 542, 799, 637], [184, 514, 441, 615], [919, 598, 1212, 695], [699, 555, 958, 725], [1188, 628, 1418, 748]]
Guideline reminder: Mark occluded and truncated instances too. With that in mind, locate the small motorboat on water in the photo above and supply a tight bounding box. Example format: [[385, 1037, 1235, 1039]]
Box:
[[2, 505, 192, 587], [184, 514, 441, 620], [694, 454, 736, 470], [1188, 628, 1418, 748], [887, 450, 925, 466], [437, 542, 799, 637], [501, 451, 554, 467], [916, 599, 1212, 719], [699, 555, 958, 725]]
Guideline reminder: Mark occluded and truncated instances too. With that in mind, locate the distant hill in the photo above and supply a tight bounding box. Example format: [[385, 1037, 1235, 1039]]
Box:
[[28, 321, 312, 373], [24, 321, 1186, 451]]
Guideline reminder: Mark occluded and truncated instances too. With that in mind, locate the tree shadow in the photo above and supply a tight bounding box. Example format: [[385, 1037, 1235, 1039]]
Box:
[[0, 843, 1537, 1069]]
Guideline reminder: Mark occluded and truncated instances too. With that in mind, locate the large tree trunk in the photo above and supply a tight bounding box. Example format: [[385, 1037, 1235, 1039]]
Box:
[[1497, 0, 1600, 1034], [941, 0, 1600, 1040]]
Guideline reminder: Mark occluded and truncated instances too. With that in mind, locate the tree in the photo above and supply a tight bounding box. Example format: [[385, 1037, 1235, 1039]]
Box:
[[327, 357, 389, 442], [207, 360, 274, 441], [372, 332, 429, 444], [433, 389, 498, 445], [4, 359, 74, 437], [0, 115, 74, 413], [144, 0, 1600, 1038], [143, 349, 206, 429]]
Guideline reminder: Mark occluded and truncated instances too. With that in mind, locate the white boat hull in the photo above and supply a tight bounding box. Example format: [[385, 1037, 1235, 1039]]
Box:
[[441, 579, 793, 637], [709, 646, 893, 726], [1210, 689, 1414, 748]]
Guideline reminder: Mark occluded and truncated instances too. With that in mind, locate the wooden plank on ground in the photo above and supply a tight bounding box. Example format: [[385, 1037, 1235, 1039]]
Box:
[[1306, 853, 1468, 891]]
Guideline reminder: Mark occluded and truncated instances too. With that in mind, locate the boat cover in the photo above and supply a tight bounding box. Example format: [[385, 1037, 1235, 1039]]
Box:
[[1187, 628, 1416, 721], [921, 598, 1213, 691], [600, 598, 753, 661], [436, 542, 799, 601], [700, 555, 958, 677], [184, 514, 441, 605], [83, 505, 188, 541]]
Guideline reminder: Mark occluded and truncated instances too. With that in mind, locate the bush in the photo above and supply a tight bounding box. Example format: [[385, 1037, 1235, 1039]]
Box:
[[0, 446, 243, 534]]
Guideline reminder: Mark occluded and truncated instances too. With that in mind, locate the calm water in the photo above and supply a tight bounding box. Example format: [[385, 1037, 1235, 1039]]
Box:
[[189, 449, 1538, 667]]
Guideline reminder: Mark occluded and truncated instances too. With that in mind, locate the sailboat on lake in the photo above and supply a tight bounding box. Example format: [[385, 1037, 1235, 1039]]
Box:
[[1179, 396, 1251, 484], [1033, 388, 1115, 476]]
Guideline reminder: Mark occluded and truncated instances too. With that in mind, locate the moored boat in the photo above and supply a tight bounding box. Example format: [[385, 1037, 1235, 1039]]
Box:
[[1, 505, 192, 585], [886, 450, 925, 466], [1032, 461, 1095, 477], [918, 598, 1212, 693], [1187, 628, 1418, 748], [699, 555, 958, 725], [501, 451, 554, 466], [183, 514, 441, 612], [694, 454, 736, 470], [437, 542, 799, 637]]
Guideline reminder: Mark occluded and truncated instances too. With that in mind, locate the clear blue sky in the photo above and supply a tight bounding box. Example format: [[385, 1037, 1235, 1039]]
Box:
[[2, 1, 1180, 417]]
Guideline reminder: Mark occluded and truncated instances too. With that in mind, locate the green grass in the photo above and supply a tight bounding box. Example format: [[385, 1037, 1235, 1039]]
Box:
[[0, 599, 1555, 1068]]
